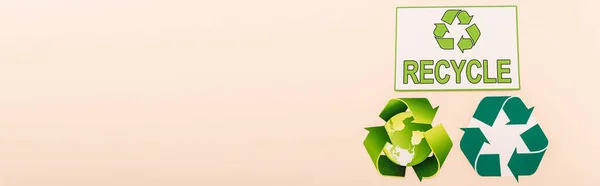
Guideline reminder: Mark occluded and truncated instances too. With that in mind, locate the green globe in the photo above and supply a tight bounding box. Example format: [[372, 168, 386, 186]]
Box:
[[382, 112, 432, 166]]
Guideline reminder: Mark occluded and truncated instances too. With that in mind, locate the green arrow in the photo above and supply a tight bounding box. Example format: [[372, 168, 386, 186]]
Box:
[[436, 38, 454, 50], [508, 149, 546, 181], [379, 98, 438, 125], [457, 37, 473, 53], [475, 154, 502, 176], [398, 98, 439, 124], [472, 96, 509, 126], [433, 23, 449, 37], [413, 124, 453, 180], [465, 24, 481, 44], [363, 126, 407, 176], [457, 10, 473, 25], [520, 124, 549, 152], [378, 99, 408, 122], [459, 128, 489, 167], [503, 97, 534, 125], [441, 9, 460, 25]]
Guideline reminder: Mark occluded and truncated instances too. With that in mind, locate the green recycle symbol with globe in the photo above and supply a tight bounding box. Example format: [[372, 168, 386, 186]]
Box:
[[363, 98, 453, 181], [433, 9, 481, 52], [460, 96, 549, 181]]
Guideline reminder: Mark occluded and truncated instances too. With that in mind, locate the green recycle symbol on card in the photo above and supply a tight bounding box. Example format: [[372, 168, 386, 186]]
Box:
[[363, 98, 453, 181], [460, 96, 549, 181], [433, 9, 481, 52]]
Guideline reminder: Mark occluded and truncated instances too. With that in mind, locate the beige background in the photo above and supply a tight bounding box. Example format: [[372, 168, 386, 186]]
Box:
[[0, 0, 598, 185]]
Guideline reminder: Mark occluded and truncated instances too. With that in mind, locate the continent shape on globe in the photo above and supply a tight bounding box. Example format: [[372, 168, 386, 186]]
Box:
[[382, 112, 432, 166]]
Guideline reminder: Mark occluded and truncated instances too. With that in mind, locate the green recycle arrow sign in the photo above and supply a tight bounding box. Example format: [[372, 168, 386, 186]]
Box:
[[460, 96, 549, 181], [433, 9, 481, 53], [363, 98, 453, 181]]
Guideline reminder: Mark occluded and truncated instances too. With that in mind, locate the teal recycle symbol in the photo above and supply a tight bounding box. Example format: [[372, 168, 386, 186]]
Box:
[[460, 96, 549, 181]]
